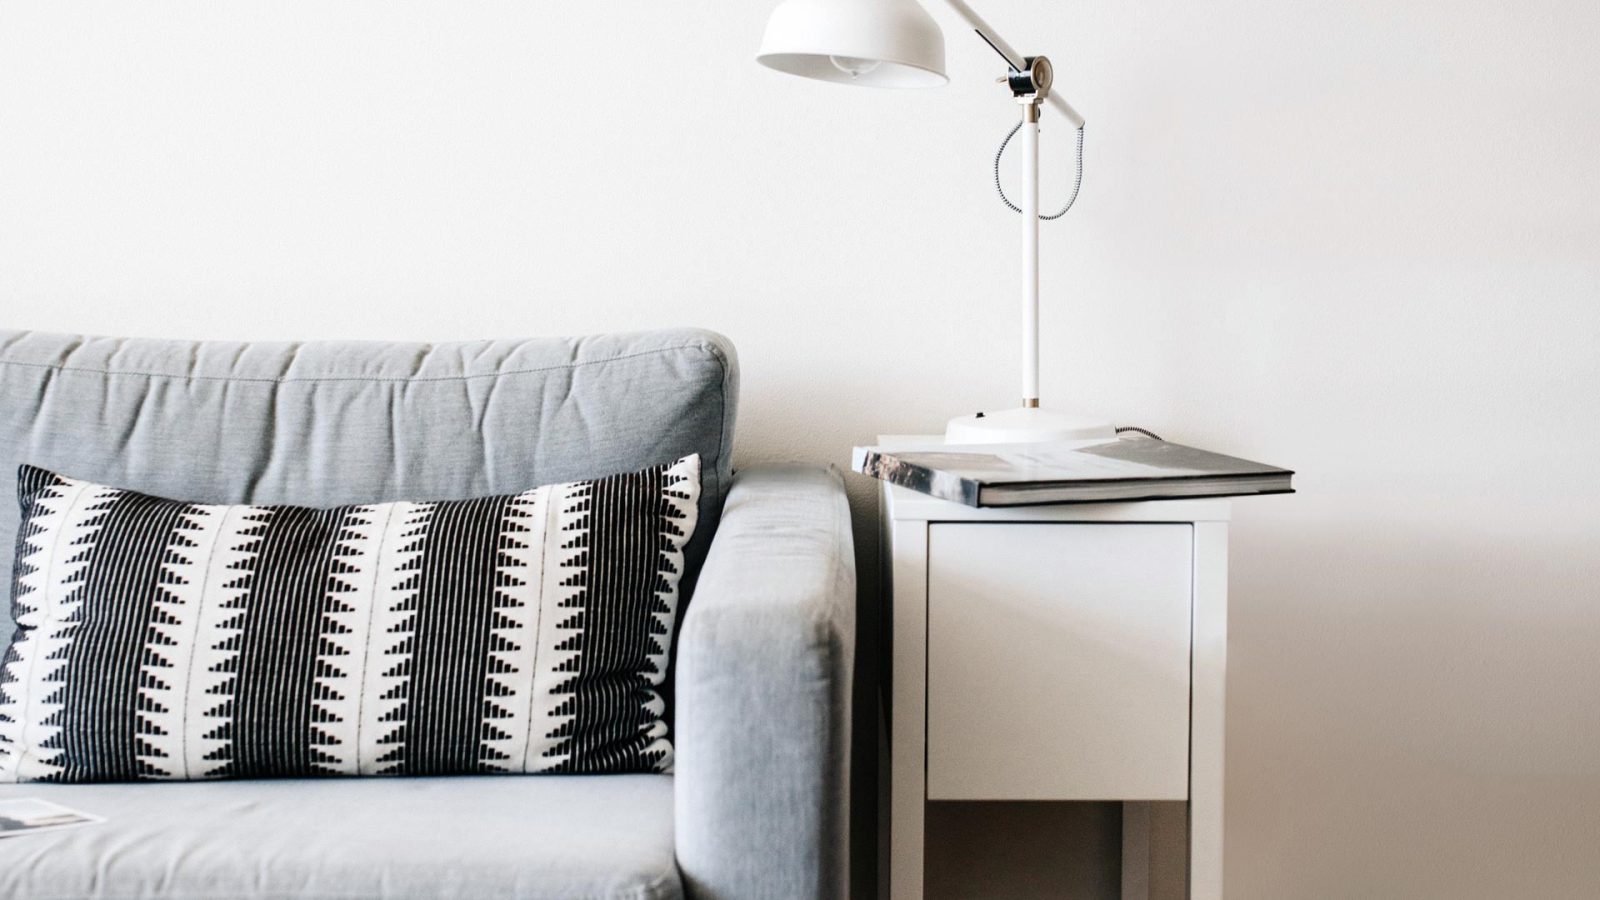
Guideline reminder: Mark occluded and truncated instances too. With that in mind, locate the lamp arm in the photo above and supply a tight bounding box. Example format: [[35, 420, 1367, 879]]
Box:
[[937, 0, 1086, 128]]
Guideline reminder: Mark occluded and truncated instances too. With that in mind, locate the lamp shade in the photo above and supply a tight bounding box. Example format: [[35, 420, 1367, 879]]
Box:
[[757, 0, 947, 89]]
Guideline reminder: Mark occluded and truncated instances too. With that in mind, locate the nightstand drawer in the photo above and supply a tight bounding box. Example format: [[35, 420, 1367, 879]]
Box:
[[926, 522, 1192, 801]]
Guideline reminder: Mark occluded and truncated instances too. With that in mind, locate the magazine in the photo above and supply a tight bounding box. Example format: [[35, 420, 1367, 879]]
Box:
[[0, 798, 104, 838]]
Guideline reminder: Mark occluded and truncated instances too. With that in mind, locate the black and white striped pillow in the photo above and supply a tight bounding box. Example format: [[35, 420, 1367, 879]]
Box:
[[0, 456, 699, 783]]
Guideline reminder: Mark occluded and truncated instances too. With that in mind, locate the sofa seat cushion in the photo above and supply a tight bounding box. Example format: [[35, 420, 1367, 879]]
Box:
[[0, 774, 681, 900]]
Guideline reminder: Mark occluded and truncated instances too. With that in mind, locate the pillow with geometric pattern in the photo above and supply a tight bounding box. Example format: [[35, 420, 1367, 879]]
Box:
[[0, 455, 699, 783]]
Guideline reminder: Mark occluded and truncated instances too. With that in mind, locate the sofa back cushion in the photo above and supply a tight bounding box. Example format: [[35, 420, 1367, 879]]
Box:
[[1, 457, 699, 783], [0, 329, 738, 652]]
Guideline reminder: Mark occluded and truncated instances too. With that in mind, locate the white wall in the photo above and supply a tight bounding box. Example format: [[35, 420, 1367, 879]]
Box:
[[3, 2, 1598, 896]]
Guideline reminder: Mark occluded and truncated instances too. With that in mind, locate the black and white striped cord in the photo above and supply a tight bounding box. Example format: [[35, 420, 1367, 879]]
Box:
[[993, 122, 1085, 220], [1115, 426, 1164, 441]]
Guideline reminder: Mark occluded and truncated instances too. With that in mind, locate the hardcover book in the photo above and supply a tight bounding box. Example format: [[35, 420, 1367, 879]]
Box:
[[852, 436, 1294, 507]]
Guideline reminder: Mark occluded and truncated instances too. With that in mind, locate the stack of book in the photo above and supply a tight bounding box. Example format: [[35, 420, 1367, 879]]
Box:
[[852, 435, 1293, 507]]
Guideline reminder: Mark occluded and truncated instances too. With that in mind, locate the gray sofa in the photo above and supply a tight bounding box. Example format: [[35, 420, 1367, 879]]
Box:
[[0, 328, 855, 900]]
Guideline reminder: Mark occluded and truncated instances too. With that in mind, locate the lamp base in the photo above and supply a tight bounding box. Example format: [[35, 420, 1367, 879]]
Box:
[[944, 406, 1117, 445]]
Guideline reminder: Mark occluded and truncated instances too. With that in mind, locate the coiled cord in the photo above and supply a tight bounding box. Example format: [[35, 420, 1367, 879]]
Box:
[[1115, 426, 1164, 441], [993, 122, 1084, 220]]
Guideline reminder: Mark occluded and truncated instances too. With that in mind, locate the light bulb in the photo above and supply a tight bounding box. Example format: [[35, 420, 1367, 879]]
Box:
[[829, 55, 882, 78]]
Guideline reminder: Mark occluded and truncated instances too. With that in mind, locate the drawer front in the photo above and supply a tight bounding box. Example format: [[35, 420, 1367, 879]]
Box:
[[926, 523, 1192, 801]]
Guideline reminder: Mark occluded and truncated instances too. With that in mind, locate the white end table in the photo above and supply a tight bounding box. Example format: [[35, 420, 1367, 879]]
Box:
[[879, 441, 1230, 899]]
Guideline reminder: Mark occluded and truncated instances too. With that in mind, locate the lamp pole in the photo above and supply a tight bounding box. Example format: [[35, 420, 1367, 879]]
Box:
[[1021, 96, 1041, 409], [940, 0, 1077, 412], [934, 1, 1115, 442]]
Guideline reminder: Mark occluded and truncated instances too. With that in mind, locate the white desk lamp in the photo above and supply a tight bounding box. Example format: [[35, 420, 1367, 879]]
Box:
[[757, 0, 1116, 444]]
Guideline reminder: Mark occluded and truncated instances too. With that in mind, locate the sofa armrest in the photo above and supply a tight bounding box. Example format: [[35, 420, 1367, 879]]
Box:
[[674, 465, 856, 900]]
